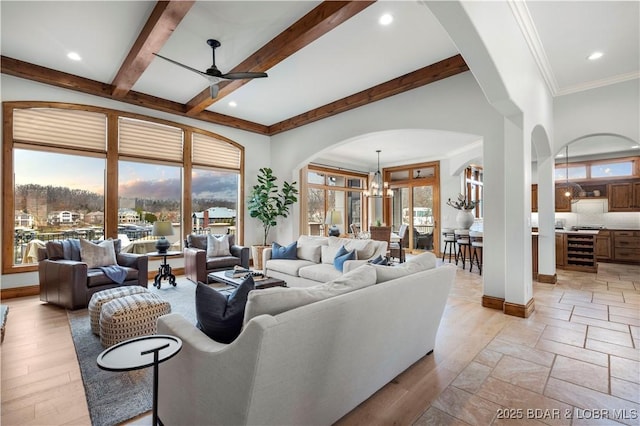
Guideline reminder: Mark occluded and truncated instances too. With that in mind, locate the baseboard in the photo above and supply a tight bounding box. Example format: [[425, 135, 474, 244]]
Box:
[[503, 298, 535, 318], [537, 273, 557, 284], [482, 295, 504, 310], [1, 285, 39, 299]]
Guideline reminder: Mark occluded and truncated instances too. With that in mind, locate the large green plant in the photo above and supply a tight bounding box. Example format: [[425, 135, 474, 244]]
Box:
[[248, 168, 299, 246]]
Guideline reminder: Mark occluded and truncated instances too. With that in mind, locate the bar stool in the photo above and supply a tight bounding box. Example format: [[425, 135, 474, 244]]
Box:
[[454, 229, 471, 269], [469, 231, 483, 275], [442, 228, 456, 263]]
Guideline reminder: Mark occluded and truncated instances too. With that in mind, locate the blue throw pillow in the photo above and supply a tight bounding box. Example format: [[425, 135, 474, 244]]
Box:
[[333, 245, 355, 272], [367, 255, 388, 265], [271, 241, 298, 260], [195, 276, 255, 343]]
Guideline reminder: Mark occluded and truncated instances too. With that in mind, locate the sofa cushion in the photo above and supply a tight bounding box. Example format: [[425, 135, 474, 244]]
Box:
[[195, 276, 254, 343], [344, 239, 377, 260], [267, 258, 316, 276], [80, 239, 118, 269], [272, 241, 297, 260], [86, 267, 138, 287], [206, 256, 242, 270], [296, 244, 321, 263], [321, 245, 343, 264], [369, 251, 437, 283], [244, 264, 376, 325], [187, 233, 235, 251], [298, 263, 343, 283], [207, 234, 231, 257], [333, 246, 355, 272], [297, 235, 329, 246]]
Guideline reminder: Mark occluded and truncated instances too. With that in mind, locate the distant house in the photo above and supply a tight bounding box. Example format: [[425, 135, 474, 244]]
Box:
[[192, 207, 236, 229], [84, 211, 104, 225], [47, 210, 80, 225], [14, 211, 34, 228], [118, 208, 139, 224]]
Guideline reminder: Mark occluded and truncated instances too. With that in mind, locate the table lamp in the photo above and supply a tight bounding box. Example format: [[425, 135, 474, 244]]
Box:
[[324, 210, 342, 237], [152, 221, 174, 253]]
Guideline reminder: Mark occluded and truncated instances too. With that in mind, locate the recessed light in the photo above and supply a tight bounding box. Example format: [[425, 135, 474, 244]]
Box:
[[379, 13, 393, 26], [587, 51, 603, 61], [67, 52, 82, 61], [228, 101, 237, 108]]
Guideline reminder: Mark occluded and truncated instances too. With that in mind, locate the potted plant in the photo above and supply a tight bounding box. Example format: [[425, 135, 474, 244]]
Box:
[[248, 167, 299, 269], [446, 193, 477, 229]]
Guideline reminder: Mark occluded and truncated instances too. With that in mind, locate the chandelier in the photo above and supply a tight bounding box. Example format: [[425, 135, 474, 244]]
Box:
[[561, 145, 583, 204], [364, 150, 393, 198]]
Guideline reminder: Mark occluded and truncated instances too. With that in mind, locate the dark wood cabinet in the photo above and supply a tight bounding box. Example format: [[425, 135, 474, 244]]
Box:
[[613, 231, 640, 264], [555, 233, 565, 266], [608, 182, 640, 211], [595, 230, 612, 261], [555, 186, 572, 212], [564, 233, 597, 272], [531, 184, 538, 212]]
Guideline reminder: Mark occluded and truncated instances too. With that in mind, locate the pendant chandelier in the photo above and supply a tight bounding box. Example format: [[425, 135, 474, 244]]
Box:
[[562, 145, 583, 204], [364, 150, 393, 198]]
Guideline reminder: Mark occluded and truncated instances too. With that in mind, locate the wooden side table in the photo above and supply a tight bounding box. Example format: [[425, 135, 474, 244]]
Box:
[[97, 334, 182, 426], [147, 251, 181, 289]]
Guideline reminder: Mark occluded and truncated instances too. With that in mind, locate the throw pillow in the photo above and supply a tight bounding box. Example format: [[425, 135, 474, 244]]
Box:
[[367, 255, 388, 265], [195, 276, 255, 343], [207, 234, 231, 257], [243, 264, 376, 325], [80, 239, 117, 269], [333, 245, 355, 272], [271, 241, 297, 260], [344, 239, 376, 260], [296, 245, 322, 263], [370, 252, 437, 283]]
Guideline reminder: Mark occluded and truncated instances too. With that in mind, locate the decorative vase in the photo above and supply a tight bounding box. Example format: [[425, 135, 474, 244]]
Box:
[[456, 210, 475, 229]]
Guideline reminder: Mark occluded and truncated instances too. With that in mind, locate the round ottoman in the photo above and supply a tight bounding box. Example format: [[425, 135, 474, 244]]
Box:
[[99, 293, 171, 348], [88, 286, 149, 335]]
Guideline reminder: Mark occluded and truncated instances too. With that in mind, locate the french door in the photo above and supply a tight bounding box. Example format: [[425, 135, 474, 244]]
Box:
[[385, 162, 440, 254]]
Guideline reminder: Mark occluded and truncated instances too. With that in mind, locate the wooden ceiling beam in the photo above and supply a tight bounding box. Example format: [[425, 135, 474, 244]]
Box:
[[267, 54, 469, 135], [1, 56, 269, 134], [184, 0, 376, 115], [111, 0, 195, 98]]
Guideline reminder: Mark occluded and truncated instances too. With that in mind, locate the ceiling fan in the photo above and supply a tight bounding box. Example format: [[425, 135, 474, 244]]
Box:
[[153, 39, 268, 98]]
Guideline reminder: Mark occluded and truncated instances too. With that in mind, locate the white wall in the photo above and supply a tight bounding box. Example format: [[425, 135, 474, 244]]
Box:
[[269, 72, 503, 243], [0, 74, 270, 289]]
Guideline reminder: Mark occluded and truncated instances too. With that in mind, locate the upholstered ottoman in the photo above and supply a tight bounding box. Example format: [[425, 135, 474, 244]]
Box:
[[99, 293, 171, 347], [88, 286, 149, 335]]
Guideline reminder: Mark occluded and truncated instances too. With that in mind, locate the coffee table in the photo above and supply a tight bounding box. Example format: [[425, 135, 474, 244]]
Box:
[[208, 270, 286, 292]]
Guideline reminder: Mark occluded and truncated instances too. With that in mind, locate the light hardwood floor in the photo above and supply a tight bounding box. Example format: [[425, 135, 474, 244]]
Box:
[[2, 262, 639, 426]]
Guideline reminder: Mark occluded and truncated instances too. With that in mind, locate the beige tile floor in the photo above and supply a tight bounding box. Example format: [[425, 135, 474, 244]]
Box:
[[2, 261, 639, 425]]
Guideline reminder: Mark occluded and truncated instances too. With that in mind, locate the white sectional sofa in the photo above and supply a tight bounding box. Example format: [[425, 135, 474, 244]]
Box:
[[157, 253, 454, 425], [262, 235, 388, 287]]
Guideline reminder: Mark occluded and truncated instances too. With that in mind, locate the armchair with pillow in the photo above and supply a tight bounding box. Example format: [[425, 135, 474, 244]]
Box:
[[38, 238, 148, 310], [183, 233, 250, 284]]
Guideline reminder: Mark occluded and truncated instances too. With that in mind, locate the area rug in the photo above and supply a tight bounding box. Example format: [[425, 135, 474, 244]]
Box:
[[67, 278, 225, 426]]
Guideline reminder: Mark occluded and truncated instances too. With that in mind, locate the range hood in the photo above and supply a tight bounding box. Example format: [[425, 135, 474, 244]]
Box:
[[574, 198, 608, 214]]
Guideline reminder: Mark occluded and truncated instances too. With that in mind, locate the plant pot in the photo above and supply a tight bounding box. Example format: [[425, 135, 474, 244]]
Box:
[[251, 245, 270, 271], [456, 210, 475, 229]]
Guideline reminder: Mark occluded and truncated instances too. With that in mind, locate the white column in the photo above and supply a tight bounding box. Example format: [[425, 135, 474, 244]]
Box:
[[537, 153, 557, 277], [503, 116, 534, 311]]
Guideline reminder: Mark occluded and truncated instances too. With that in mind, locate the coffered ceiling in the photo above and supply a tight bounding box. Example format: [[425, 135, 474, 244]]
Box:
[[1, 1, 638, 169]]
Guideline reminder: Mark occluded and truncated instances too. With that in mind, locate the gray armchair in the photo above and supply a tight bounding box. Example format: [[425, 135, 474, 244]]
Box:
[[38, 239, 148, 310], [183, 234, 250, 284]]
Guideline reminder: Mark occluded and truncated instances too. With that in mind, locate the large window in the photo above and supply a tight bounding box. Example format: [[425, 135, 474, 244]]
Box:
[[554, 157, 638, 181], [301, 165, 367, 237], [3, 102, 244, 273]]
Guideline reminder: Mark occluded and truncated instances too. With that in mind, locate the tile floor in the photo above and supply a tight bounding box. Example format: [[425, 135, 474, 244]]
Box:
[[417, 261, 640, 426]]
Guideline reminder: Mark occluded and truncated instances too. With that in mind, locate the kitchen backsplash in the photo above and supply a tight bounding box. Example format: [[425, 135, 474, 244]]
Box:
[[532, 211, 640, 229]]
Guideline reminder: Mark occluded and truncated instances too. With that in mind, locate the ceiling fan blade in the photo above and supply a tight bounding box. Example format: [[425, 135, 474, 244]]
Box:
[[209, 84, 220, 99], [153, 53, 208, 78], [220, 72, 268, 80]]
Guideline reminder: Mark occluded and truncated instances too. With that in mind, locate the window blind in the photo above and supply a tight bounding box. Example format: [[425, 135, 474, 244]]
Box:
[[13, 108, 107, 151], [118, 117, 183, 162], [192, 132, 241, 170]]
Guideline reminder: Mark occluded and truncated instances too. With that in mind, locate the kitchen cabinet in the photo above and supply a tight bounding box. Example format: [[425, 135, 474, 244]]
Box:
[[555, 234, 565, 266], [531, 184, 538, 212], [555, 186, 572, 212], [564, 233, 597, 272], [613, 231, 640, 264], [608, 182, 640, 212], [595, 230, 612, 261]]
